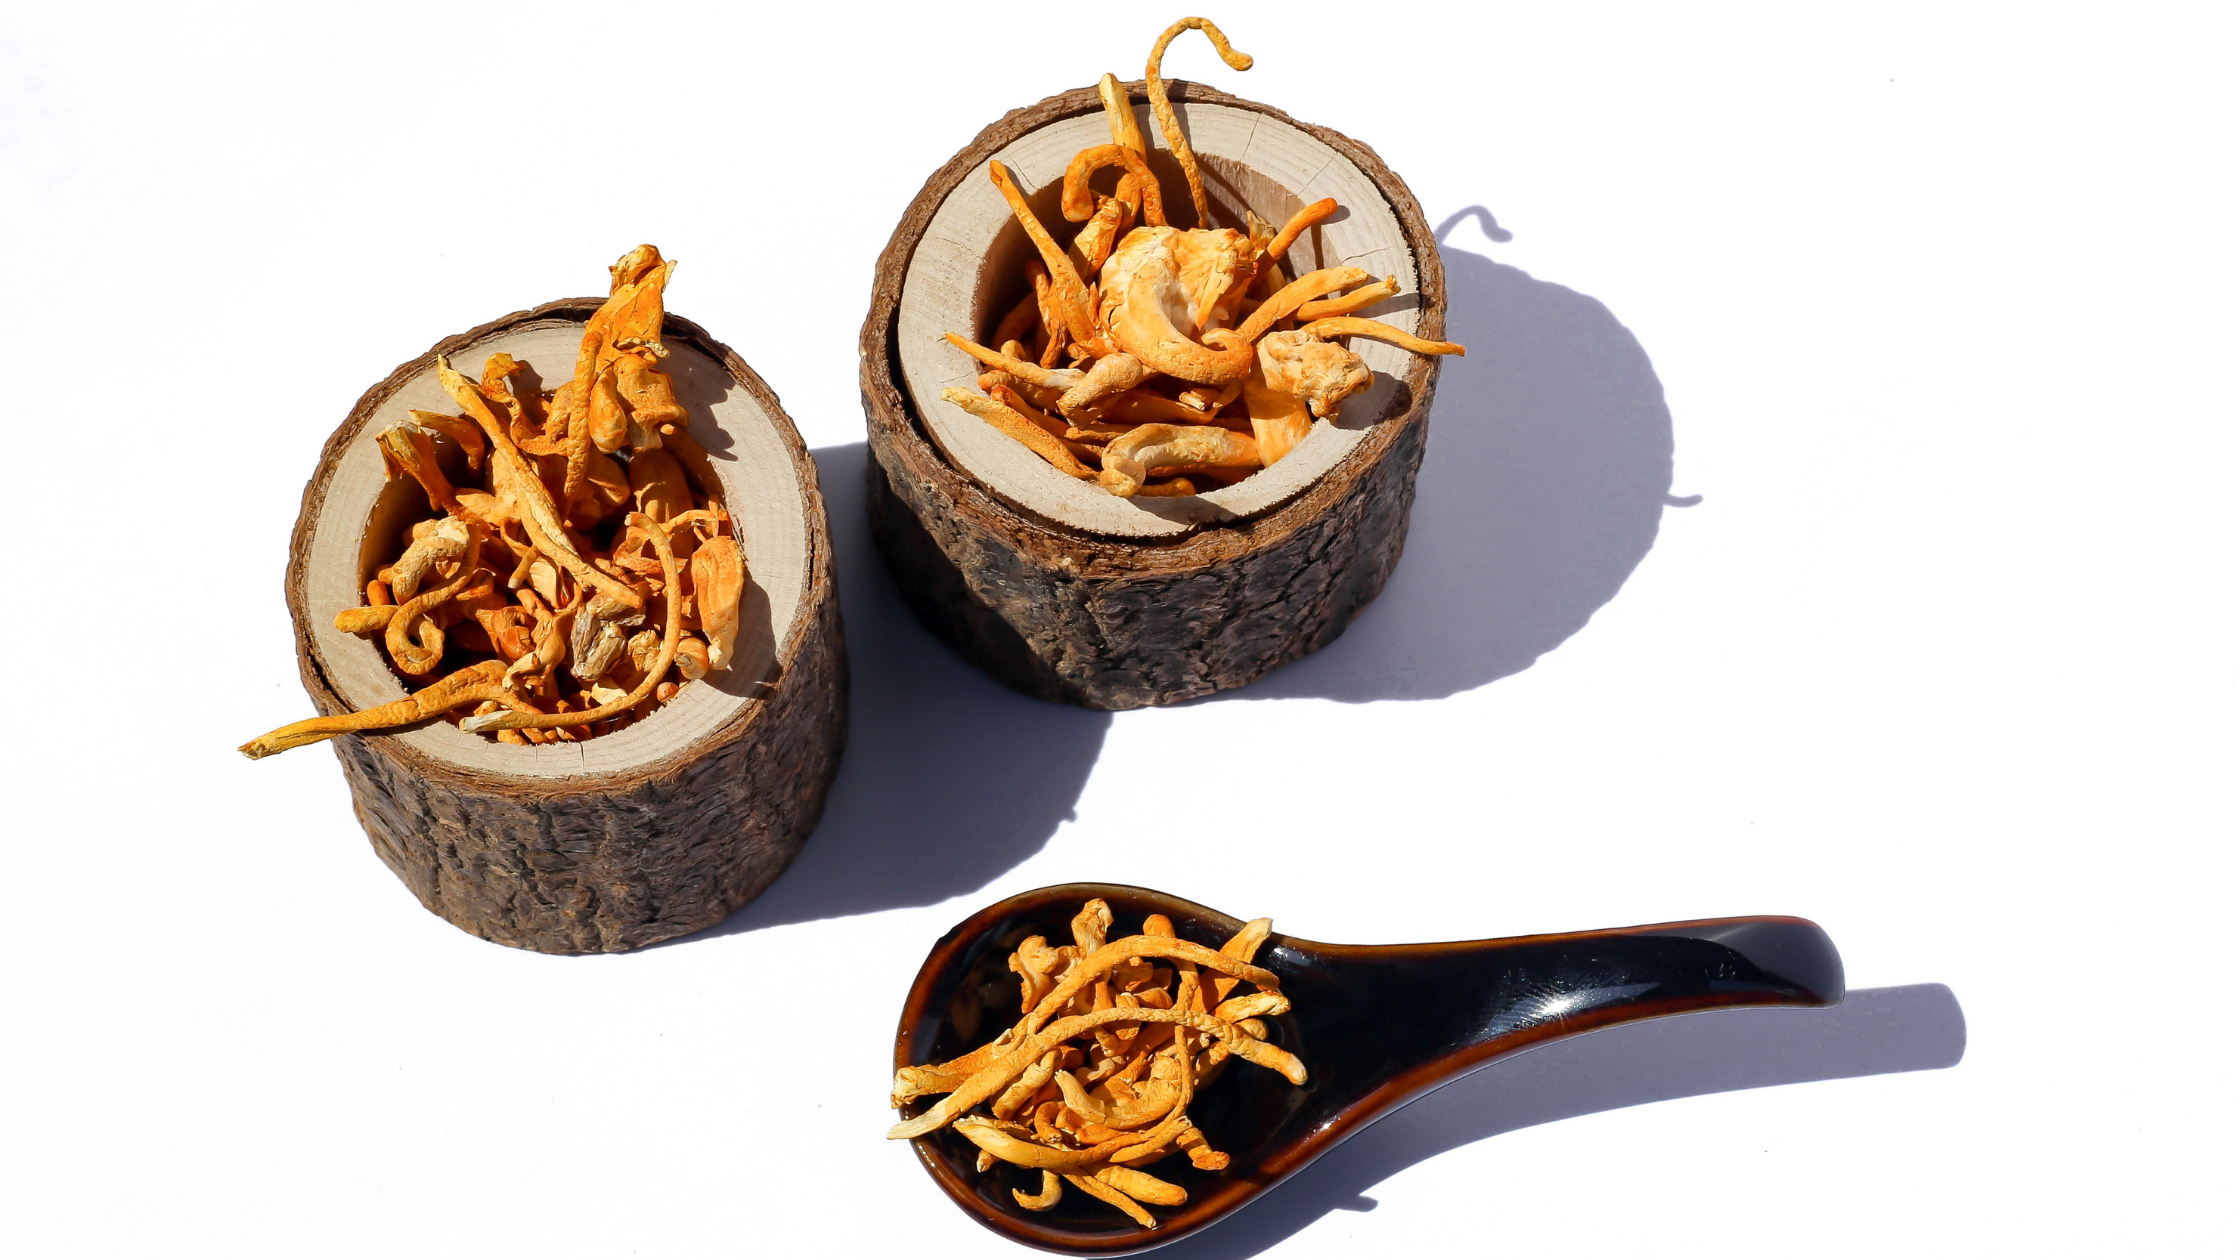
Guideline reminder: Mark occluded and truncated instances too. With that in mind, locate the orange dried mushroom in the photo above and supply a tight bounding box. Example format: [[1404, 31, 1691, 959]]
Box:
[[241, 246, 752, 760], [938, 19, 1464, 499], [887, 899, 1303, 1228]]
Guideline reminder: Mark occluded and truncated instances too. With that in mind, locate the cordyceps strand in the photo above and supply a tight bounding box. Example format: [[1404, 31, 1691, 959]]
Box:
[[1147, 17, 1254, 229]]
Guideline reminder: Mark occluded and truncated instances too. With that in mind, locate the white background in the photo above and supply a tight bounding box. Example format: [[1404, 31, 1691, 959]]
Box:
[[3, 3, 2233, 1255]]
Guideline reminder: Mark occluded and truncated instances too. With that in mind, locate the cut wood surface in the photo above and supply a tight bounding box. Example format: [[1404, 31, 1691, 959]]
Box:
[[863, 81, 1447, 708], [287, 300, 846, 952]]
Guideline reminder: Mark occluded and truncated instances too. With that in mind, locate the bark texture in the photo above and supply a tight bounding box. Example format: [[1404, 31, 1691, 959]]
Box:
[[860, 82, 1446, 709], [286, 302, 847, 953]]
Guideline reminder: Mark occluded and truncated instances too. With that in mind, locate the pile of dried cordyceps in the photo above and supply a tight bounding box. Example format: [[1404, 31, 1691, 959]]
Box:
[[888, 899, 1304, 1227], [942, 17, 1466, 499], [241, 245, 747, 760]]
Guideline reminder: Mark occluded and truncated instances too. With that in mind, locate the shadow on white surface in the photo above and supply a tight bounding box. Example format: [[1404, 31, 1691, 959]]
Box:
[[1162, 983, 1966, 1258], [1234, 208, 1691, 702], [667, 445, 1111, 938], [673, 208, 1683, 933]]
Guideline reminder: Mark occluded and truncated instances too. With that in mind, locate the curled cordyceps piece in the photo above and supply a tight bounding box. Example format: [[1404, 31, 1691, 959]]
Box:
[[1062, 145, 1166, 228], [239, 246, 757, 760], [385, 525, 488, 677], [939, 20, 1466, 499], [388, 516, 470, 603], [1058, 352, 1150, 419], [888, 900, 1302, 1228], [1098, 424, 1260, 497], [1146, 17, 1253, 229]]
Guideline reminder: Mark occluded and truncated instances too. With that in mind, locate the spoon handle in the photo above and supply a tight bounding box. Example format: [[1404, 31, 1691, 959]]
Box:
[[1266, 916, 1843, 1159]]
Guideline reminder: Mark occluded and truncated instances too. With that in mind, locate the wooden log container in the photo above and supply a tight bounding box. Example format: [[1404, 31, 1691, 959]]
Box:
[[862, 81, 1449, 709], [285, 300, 846, 953]]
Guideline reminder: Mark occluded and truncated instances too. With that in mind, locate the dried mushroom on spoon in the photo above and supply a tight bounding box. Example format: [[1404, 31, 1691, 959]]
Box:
[[241, 245, 747, 760], [943, 16, 1465, 500], [890, 899, 1304, 1228]]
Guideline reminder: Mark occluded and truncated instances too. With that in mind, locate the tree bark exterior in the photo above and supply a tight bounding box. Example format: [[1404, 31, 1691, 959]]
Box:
[[286, 302, 846, 953], [860, 82, 1447, 709]]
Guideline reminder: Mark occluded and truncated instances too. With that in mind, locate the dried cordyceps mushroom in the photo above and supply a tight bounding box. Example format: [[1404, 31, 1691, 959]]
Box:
[[888, 899, 1304, 1229], [240, 245, 748, 760], [942, 17, 1466, 499]]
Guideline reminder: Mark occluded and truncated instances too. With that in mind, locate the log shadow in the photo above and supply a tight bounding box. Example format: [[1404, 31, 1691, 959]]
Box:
[[1162, 983, 1967, 1259], [1234, 207, 1691, 703], [672, 443, 1112, 936]]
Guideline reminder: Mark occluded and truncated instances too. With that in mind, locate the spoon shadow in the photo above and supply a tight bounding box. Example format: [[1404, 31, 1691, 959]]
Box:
[[1159, 982, 1966, 1258]]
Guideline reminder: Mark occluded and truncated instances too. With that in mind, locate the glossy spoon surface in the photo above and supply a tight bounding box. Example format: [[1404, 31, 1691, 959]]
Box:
[[893, 883, 1843, 1255]]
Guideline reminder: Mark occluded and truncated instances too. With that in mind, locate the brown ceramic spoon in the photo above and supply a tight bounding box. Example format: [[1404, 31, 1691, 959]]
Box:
[[893, 883, 1843, 1255]]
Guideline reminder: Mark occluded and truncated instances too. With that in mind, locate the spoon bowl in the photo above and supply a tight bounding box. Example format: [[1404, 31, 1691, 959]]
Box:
[[894, 883, 1843, 1254]]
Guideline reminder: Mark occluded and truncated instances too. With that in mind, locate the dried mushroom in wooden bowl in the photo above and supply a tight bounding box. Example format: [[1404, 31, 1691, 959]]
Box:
[[863, 17, 1459, 708], [247, 247, 845, 953], [244, 247, 745, 758], [939, 19, 1463, 506]]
